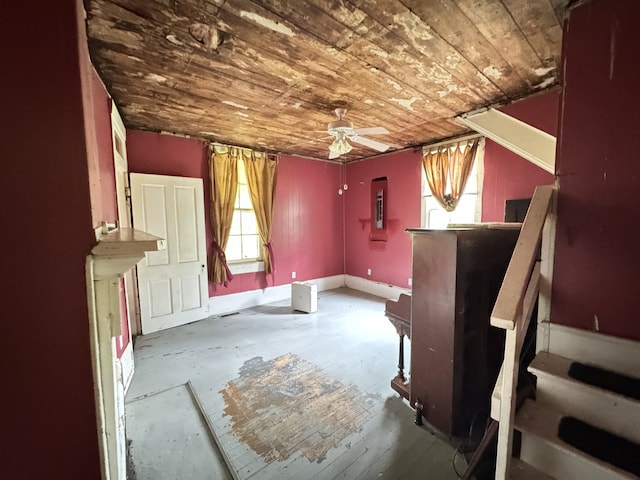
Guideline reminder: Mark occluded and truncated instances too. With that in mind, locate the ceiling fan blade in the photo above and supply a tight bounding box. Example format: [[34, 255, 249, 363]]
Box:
[[352, 126, 389, 135], [350, 135, 390, 152]]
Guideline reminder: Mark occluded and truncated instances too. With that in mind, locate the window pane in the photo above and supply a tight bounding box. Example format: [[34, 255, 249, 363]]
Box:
[[225, 236, 242, 262], [241, 210, 258, 234], [230, 210, 242, 235], [226, 159, 263, 264], [450, 194, 477, 224], [428, 208, 449, 229], [242, 234, 260, 260], [463, 161, 479, 194], [238, 185, 252, 209], [237, 157, 247, 183]]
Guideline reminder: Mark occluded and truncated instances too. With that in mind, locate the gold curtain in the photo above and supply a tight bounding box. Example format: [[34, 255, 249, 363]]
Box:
[[423, 148, 449, 207], [244, 151, 278, 275], [209, 145, 239, 285], [422, 138, 480, 212]]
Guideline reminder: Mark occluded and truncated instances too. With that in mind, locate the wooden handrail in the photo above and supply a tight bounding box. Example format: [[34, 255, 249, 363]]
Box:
[[491, 184, 554, 480], [491, 185, 553, 330], [490, 261, 541, 419]]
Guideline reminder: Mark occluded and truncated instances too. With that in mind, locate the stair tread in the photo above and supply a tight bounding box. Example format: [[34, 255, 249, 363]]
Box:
[[529, 352, 640, 403], [515, 399, 638, 479], [545, 324, 640, 380], [510, 458, 555, 479], [528, 351, 574, 377]]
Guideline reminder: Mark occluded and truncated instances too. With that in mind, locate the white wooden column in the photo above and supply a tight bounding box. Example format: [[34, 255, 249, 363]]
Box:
[[86, 228, 164, 480]]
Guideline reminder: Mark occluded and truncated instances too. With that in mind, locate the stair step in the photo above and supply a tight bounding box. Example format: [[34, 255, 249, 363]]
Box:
[[568, 361, 640, 400], [544, 323, 640, 379], [515, 399, 637, 479], [558, 417, 640, 476], [510, 458, 555, 479], [529, 352, 640, 444]]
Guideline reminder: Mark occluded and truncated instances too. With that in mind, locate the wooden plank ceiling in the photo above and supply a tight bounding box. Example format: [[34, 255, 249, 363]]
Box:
[[85, 0, 568, 162]]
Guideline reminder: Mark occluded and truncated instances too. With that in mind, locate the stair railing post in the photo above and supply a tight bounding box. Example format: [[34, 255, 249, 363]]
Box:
[[495, 324, 521, 480]]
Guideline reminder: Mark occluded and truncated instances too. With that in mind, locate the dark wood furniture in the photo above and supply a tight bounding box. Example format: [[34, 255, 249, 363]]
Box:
[[385, 293, 412, 398], [386, 226, 519, 437]]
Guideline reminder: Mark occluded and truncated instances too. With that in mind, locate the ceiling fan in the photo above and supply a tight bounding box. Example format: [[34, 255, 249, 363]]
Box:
[[326, 108, 390, 159]]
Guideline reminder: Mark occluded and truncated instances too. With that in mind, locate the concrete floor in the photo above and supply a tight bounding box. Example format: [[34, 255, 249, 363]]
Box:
[[125, 288, 467, 479]]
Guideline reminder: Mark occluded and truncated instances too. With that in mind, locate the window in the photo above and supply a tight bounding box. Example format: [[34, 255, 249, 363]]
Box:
[[421, 147, 483, 229], [225, 159, 264, 273]]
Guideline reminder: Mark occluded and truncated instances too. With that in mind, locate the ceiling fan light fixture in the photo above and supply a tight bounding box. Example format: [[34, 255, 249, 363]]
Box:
[[329, 135, 352, 156]]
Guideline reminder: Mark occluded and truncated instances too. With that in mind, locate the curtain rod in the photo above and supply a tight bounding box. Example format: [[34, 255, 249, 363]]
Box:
[[209, 142, 277, 161], [346, 132, 483, 164], [421, 133, 482, 151]]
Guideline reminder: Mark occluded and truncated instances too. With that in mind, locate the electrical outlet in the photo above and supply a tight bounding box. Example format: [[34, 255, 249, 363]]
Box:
[[292, 271, 296, 279], [367, 268, 372, 276], [408, 277, 412, 286]]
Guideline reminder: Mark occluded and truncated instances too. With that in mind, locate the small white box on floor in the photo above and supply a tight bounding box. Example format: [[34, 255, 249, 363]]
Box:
[[291, 281, 317, 313]]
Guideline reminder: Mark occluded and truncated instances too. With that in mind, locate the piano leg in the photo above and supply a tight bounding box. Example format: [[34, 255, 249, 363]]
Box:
[[387, 311, 410, 400], [397, 333, 405, 381]]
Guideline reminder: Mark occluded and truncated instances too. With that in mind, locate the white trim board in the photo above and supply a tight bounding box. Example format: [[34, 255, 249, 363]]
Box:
[[119, 342, 135, 394], [208, 275, 345, 316], [344, 275, 410, 301], [539, 322, 640, 379], [458, 107, 556, 173]]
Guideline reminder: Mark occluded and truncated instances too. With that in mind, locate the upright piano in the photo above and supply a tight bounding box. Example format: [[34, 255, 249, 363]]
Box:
[[385, 225, 520, 437]]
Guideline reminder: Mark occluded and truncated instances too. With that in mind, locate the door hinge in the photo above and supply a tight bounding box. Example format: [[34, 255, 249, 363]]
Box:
[[125, 186, 131, 198]]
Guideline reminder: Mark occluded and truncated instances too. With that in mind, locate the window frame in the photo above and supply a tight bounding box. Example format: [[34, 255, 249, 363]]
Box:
[[225, 158, 265, 274], [421, 139, 484, 229]]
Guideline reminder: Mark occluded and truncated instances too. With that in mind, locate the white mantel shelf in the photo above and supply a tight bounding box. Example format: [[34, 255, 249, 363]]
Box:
[[92, 227, 165, 257], [91, 227, 165, 278]]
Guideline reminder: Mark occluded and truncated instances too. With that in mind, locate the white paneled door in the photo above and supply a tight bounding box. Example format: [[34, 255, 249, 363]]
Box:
[[130, 173, 209, 334]]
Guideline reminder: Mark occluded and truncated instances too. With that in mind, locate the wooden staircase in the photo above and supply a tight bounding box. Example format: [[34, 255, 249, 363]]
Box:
[[512, 342, 640, 479], [488, 185, 640, 479]]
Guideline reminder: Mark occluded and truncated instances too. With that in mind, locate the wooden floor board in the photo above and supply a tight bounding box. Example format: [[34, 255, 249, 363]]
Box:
[[125, 288, 461, 479], [354, 435, 429, 480]]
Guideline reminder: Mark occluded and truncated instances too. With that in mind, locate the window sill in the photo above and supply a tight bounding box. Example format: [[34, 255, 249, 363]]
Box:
[[228, 260, 265, 275]]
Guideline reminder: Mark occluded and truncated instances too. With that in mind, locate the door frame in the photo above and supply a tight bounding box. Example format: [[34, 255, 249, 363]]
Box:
[[111, 103, 138, 393]]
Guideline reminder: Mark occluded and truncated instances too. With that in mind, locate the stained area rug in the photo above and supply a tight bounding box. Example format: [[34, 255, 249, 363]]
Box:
[[220, 353, 377, 464]]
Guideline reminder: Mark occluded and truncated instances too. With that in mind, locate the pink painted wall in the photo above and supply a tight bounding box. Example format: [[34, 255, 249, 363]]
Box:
[[263, 155, 344, 288], [127, 131, 210, 179], [481, 90, 558, 221], [2, 0, 102, 477], [552, 0, 640, 341], [344, 150, 423, 288], [86, 67, 118, 228], [126, 134, 344, 295]]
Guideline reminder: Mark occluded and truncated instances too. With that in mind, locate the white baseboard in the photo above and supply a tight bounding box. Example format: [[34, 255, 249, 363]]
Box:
[[344, 275, 410, 301], [208, 274, 345, 316], [208, 274, 412, 316], [540, 322, 640, 378]]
